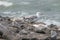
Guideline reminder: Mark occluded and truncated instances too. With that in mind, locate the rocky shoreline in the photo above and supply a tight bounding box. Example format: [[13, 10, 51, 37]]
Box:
[[0, 16, 60, 40]]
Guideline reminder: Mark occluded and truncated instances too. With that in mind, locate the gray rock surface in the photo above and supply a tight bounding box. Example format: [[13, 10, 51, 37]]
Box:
[[0, 16, 60, 40]]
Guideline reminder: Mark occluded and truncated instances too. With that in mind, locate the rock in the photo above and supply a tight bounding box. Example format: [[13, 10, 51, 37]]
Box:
[[0, 39, 5, 40], [51, 30, 57, 40], [0, 31, 3, 38], [19, 29, 30, 35], [48, 24, 58, 30], [0, 16, 60, 40], [23, 16, 38, 23], [32, 23, 49, 34]]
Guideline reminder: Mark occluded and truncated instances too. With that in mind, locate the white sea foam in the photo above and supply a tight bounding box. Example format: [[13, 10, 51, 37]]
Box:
[[3, 12, 11, 14], [0, 1, 13, 7], [44, 19, 60, 26], [20, 2, 30, 5], [2, 11, 60, 26], [35, 12, 60, 26], [3, 11, 16, 15], [20, 11, 28, 17]]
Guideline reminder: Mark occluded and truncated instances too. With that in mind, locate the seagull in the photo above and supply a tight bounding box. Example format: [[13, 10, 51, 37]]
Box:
[[36, 12, 41, 18]]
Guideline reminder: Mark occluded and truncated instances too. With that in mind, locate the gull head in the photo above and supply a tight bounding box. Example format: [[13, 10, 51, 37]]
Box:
[[36, 12, 41, 17]]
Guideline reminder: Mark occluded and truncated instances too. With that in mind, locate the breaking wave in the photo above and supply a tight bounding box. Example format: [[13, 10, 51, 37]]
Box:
[[44, 19, 60, 26], [3, 11, 16, 14], [20, 2, 30, 5], [0, 1, 13, 7], [1, 11, 60, 26], [35, 12, 60, 26]]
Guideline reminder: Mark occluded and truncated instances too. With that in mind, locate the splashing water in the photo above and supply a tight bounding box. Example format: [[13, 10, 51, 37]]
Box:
[[0, 1, 13, 7]]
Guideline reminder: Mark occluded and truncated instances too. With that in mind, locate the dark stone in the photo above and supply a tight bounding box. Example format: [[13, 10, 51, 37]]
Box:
[[0, 31, 3, 38], [7, 18, 11, 21], [22, 38, 30, 40], [35, 30, 46, 34], [15, 29, 19, 33], [31, 38, 38, 40], [44, 37, 50, 40], [51, 36, 57, 40], [0, 18, 3, 21], [20, 25, 25, 29], [0, 31, 3, 37], [49, 24, 56, 28]]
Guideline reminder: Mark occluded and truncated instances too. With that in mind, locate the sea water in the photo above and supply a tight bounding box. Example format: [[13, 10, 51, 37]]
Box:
[[0, 0, 60, 25]]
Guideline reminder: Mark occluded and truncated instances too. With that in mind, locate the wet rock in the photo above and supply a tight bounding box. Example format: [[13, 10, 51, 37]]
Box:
[[30, 38, 38, 40], [48, 24, 58, 40], [48, 24, 58, 30], [35, 30, 46, 34], [0, 16, 60, 40], [51, 30, 57, 40], [22, 38, 30, 40], [19, 29, 30, 35], [0, 31, 3, 38], [23, 16, 38, 23]]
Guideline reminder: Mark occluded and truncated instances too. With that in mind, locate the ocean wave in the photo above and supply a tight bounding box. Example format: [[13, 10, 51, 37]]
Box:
[[43, 19, 60, 26], [3, 12, 11, 14], [0, 1, 13, 7], [20, 2, 30, 5], [35, 12, 60, 26], [2, 11, 60, 26], [3, 11, 17, 15]]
